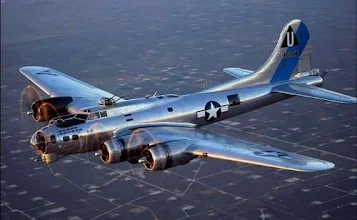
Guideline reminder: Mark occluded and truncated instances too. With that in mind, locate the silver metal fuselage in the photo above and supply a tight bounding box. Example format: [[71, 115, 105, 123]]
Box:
[[31, 75, 323, 156]]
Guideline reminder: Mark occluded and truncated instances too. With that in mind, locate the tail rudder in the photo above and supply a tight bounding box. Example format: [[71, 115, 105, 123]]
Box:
[[256, 19, 312, 83], [201, 19, 314, 93]]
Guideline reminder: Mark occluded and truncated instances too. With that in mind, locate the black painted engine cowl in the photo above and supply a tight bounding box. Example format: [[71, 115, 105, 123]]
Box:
[[31, 97, 73, 122]]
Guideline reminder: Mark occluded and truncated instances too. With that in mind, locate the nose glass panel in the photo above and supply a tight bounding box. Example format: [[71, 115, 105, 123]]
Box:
[[30, 131, 47, 152]]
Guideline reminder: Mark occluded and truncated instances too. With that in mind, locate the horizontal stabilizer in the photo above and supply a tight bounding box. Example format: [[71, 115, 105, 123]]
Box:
[[272, 83, 357, 104], [223, 68, 253, 78]]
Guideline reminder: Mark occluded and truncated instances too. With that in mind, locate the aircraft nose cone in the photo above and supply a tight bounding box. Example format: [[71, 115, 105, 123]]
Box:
[[30, 131, 47, 151]]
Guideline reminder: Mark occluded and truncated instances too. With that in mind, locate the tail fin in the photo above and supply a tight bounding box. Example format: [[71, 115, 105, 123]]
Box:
[[201, 19, 314, 93], [256, 19, 312, 83]]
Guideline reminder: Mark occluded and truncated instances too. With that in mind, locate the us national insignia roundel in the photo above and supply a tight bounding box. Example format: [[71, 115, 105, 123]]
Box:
[[204, 101, 221, 121], [196, 101, 229, 122]]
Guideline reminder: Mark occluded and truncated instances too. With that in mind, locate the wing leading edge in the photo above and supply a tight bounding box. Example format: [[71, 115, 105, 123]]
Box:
[[19, 66, 123, 99]]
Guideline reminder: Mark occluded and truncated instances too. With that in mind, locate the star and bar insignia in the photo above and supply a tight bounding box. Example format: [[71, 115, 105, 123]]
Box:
[[196, 101, 229, 121]]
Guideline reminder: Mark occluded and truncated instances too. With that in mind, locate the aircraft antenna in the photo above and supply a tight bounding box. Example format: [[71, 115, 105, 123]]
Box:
[[320, 69, 329, 78]]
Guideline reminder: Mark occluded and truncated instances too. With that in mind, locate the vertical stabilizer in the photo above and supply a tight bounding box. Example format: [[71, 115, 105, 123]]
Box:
[[202, 19, 314, 93], [256, 19, 312, 82]]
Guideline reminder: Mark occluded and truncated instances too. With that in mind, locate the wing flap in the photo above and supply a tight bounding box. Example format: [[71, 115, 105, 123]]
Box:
[[20, 66, 121, 99], [272, 83, 357, 104]]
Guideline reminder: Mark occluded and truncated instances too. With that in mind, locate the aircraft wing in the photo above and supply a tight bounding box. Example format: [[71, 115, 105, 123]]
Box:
[[122, 126, 335, 172], [19, 66, 122, 99], [272, 83, 357, 104]]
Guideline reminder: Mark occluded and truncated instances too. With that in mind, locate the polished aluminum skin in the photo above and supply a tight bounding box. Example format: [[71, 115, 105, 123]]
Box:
[[21, 19, 357, 172]]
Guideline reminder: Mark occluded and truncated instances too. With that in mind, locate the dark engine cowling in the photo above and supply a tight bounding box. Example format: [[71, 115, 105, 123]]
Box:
[[31, 97, 73, 122], [98, 137, 153, 164], [98, 138, 196, 171], [99, 139, 125, 164], [140, 141, 196, 171]]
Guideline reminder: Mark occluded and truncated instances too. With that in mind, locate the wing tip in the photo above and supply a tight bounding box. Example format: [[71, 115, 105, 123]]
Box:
[[347, 97, 357, 104], [333, 96, 357, 104], [19, 66, 49, 74], [300, 160, 335, 172]]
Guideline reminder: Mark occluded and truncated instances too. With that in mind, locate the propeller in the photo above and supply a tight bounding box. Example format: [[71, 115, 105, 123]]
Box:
[[20, 86, 45, 159], [127, 127, 159, 164], [20, 86, 63, 123], [20, 85, 42, 121]]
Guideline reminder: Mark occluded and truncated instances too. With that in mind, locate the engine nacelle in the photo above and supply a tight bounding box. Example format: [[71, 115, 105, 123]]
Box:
[[140, 141, 196, 171], [31, 97, 73, 122], [99, 139, 125, 164]]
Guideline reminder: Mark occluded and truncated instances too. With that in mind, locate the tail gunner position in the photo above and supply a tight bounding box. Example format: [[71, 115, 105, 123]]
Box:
[[21, 20, 356, 172]]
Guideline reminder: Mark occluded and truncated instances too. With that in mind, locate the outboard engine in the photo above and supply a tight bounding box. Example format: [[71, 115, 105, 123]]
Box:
[[30, 97, 73, 122]]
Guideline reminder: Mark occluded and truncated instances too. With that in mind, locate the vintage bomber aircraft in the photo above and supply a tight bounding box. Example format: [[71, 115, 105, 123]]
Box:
[[21, 19, 356, 172]]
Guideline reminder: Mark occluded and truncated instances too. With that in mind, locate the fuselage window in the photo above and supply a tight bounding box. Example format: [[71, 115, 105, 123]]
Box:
[[63, 136, 69, 142], [100, 111, 107, 117], [166, 94, 179, 98], [72, 135, 79, 140], [50, 135, 56, 144], [167, 107, 173, 112], [227, 94, 240, 106]]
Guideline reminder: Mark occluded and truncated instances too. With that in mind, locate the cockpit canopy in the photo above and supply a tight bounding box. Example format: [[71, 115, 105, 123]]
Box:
[[49, 110, 108, 128], [87, 110, 107, 120], [49, 113, 89, 128]]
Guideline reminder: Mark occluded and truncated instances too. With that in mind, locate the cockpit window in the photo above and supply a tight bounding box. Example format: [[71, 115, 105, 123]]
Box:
[[88, 112, 100, 120], [74, 113, 89, 120], [100, 111, 107, 117], [54, 113, 88, 128]]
